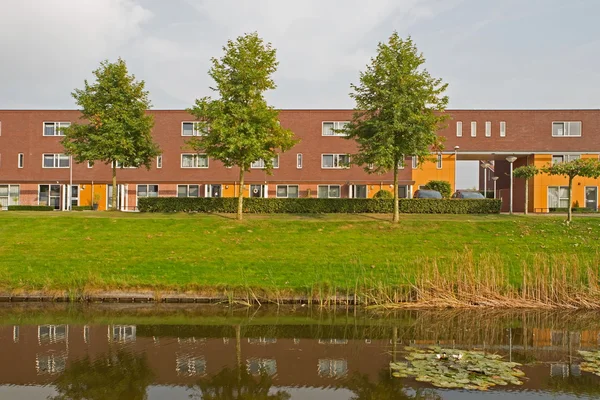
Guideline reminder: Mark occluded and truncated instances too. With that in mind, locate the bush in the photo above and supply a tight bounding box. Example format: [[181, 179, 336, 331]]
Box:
[[8, 205, 54, 211], [72, 205, 93, 211], [549, 207, 596, 213], [373, 190, 393, 199], [138, 197, 502, 214], [424, 180, 452, 198]]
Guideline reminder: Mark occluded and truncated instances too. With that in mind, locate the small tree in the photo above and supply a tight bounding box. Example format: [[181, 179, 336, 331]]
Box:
[[512, 165, 539, 215], [187, 32, 297, 221], [344, 33, 449, 223], [542, 158, 600, 222], [424, 180, 451, 199], [62, 59, 160, 210]]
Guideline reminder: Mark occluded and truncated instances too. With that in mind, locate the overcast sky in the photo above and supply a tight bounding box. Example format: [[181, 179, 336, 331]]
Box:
[[1, 0, 598, 110]]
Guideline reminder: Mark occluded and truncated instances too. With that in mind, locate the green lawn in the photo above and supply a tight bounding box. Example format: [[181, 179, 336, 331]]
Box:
[[0, 212, 598, 294]]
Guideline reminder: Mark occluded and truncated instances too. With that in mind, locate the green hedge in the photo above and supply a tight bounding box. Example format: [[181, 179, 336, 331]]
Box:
[[138, 197, 501, 214], [549, 207, 597, 213], [72, 205, 93, 211], [7, 205, 54, 211]]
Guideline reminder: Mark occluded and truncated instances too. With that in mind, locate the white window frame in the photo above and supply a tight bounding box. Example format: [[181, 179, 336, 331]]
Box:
[[113, 161, 137, 169], [485, 121, 491, 137], [436, 153, 442, 169], [43, 122, 71, 136], [109, 325, 136, 343], [552, 154, 581, 165], [456, 121, 462, 137], [412, 156, 418, 169], [87, 161, 93, 168], [548, 186, 570, 209], [322, 121, 349, 136], [181, 153, 209, 168], [251, 156, 279, 169], [276, 185, 299, 198], [42, 153, 70, 168], [157, 154, 163, 169], [398, 157, 405, 169], [177, 184, 200, 198], [181, 121, 205, 136], [18, 153, 24, 168], [0, 184, 20, 210], [37, 325, 68, 344], [317, 185, 341, 198], [297, 153, 303, 169], [321, 154, 350, 169], [500, 121, 506, 137], [136, 185, 159, 206], [471, 121, 477, 137], [552, 121, 582, 137]]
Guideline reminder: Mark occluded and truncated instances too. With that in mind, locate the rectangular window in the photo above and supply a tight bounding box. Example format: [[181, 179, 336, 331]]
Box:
[[177, 184, 199, 198], [552, 121, 582, 137], [113, 161, 137, 169], [87, 161, 93, 168], [412, 156, 418, 169], [276, 185, 299, 198], [485, 121, 491, 137], [181, 154, 209, 168], [0, 121, 2, 136], [42, 154, 70, 168], [436, 153, 442, 169], [398, 157, 405, 169], [317, 185, 341, 198], [322, 121, 349, 136], [0, 184, 20, 210], [552, 154, 581, 165], [157, 155, 163, 169], [456, 121, 462, 137], [548, 186, 570, 208], [43, 122, 71, 136], [321, 154, 350, 169], [471, 121, 477, 137], [250, 156, 279, 169], [181, 122, 206, 136], [500, 121, 506, 137], [137, 185, 158, 198], [297, 153, 303, 169], [18, 153, 24, 168], [352, 185, 368, 198], [38, 184, 61, 209]]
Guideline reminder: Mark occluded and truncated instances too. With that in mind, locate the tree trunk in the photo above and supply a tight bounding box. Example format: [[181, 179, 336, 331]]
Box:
[[567, 176, 573, 223], [524, 179, 529, 215], [112, 164, 117, 211], [393, 159, 399, 223], [237, 167, 245, 221]]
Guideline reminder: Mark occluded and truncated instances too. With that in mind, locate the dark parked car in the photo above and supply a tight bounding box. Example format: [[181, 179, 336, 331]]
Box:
[[451, 191, 485, 199], [413, 189, 443, 199]]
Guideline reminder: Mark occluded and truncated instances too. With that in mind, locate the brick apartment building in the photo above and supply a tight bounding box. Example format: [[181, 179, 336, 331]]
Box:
[[0, 109, 599, 213]]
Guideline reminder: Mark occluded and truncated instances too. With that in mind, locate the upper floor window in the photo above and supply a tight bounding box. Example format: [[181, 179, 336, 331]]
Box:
[[113, 160, 137, 169], [500, 121, 506, 137], [552, 154, 581, 165], [485, 121, 491, 137], [456, 121, 462, 137], [181, 121, 206, 136], [156, 155, 163, 169], [322, 154, 350, 169], [43, 122, 70, 136], [18, 153, 24, 168], [43, 154, 70, 168], [251, 156, 279, 169], [297, 153, 303, 169], [322, 121, 349, 136], [181, 154, 208, 168], [470, 121, 477, 137], [436, 153, 442, 169], [552, 121, 581, 137], [412, 156, 419, 169]]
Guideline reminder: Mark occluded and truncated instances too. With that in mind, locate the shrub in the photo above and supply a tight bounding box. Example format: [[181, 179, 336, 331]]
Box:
[[373, 190, 393, 199], [8, 205, 54, 211], [549, 207, 596, 213], [138, 197, 501, 214], [72, 205, 93, 211], [424, 180, 452, 198]]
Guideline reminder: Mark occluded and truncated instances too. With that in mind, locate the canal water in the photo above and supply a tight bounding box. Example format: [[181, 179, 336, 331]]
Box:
[[1, 304, 600, 399]]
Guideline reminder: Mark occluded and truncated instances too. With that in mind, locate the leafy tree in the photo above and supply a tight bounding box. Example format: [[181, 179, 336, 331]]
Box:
[[424, 180, 451, 199], [345, 33, 449, 223], [187, 32, 297, 221], [542, 158, 600, 222], [51, 350, 154, 400], [61, 58, 161, 210], [512, 165, 539, 215]]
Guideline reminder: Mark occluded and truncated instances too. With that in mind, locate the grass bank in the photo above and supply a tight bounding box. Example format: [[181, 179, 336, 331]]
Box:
[[0, 212, 599, 307]]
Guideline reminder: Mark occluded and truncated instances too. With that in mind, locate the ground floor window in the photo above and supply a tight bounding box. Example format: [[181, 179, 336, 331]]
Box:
[[548, 186, 569, 208], [39, 184, 61, 210], [276, 185, 299, 198], [205, 184, 221, 198], [137, 185, 158, 207], [178, 184, 199, 198], [398, 185, 409, 199], [318, 185, 341, 198], [350, 185, 367, 198], [0, 184, 19, 210], [250, 184, 268, 198]]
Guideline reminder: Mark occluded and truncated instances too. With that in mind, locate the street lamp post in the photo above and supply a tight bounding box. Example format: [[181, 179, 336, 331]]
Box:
[[492, 176, 499, 199], [482, 162, 491, 198], [506, 156, 518, 214]]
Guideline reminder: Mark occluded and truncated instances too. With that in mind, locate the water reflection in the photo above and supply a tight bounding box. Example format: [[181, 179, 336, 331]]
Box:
[[1, 305, 600, 399]]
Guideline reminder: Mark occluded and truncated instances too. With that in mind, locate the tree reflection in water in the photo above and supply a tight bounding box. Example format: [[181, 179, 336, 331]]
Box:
[[189, 367, 291, 400], [50, 350, 154, 400], [346, 370, 441, 400]]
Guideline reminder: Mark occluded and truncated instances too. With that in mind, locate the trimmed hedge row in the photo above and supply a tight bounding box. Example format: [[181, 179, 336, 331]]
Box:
[[549, 207, 597, 213], [72, 205, 93, 211], [138, 197, 502, 214], [7, 205, 54, 211]]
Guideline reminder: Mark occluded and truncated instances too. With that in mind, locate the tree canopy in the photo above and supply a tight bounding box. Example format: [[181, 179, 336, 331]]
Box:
[[187, 32, 297, 220], [345, 32, 449, 222]]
